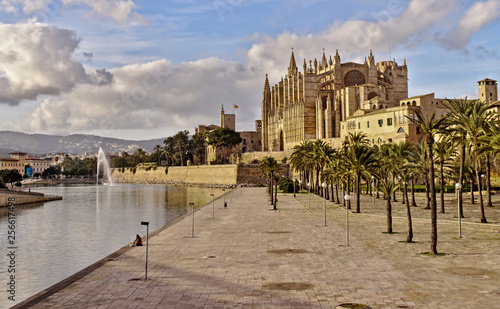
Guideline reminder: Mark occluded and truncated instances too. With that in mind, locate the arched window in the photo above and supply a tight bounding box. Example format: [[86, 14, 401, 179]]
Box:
[[379, 105, 383, 109], [412, 101, 417, 106], [367, 92, 378, 100], [401, 102, 406, 106]]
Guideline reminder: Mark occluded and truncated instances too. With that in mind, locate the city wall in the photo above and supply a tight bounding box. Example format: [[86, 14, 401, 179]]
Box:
[[111, 164, 290, 186]]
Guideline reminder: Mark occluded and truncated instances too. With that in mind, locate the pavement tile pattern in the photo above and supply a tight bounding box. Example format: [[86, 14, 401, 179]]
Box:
[[23, 187, 500, 309]]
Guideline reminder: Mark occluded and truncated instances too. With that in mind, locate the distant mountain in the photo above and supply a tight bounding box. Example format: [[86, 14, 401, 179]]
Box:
[[0, 131, 166, 156]]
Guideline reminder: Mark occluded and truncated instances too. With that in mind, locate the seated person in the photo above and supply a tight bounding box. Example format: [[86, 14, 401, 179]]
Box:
[[133, 234, 143, 246]]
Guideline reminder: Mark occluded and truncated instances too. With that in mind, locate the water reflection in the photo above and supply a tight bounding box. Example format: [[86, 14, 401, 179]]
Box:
[[0, 184, 221, 307]]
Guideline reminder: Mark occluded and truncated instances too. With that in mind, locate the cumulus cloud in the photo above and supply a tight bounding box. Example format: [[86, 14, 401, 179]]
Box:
[[247, 0, 455, 80], [437, 0, 500, 50], [5, 0, 500, 138], [0, 0, 144, 24], [27, 58, 261, 136], [0, 22, 88, 105]]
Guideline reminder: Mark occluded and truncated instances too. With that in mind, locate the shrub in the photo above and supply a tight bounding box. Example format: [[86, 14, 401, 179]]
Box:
[[251, 159, 260, 164], [281, 156, 288, 164], [256, 181, 265, 187]]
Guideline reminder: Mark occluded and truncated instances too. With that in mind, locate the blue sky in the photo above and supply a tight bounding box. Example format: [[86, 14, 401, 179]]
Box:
[[0, 0, 499, 141]]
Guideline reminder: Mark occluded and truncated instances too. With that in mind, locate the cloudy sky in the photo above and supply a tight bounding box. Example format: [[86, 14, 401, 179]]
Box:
[[0, 0, 499, 140]]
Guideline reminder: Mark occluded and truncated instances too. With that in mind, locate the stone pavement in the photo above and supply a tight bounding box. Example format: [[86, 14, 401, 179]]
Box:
[[18, 188, 500, 308]]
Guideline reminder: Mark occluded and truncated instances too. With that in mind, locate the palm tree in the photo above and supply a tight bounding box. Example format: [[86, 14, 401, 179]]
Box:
[[342, 144, 378, 213], [461, 100, 496, 223], [290, 140, 314, 191], [443, 98, 473, 218], [433, 136, 456, 213], [409, 110, 446, 254], [376, 174, 399, 234], [260, 156, 281, 210]]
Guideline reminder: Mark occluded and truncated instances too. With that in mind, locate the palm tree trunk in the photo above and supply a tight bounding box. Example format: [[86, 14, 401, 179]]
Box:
[[411, 178, 417, 207], [474, 156, 487, 223], [392, 174, 397, 202], [406, 200, 413, 242], [401, 180, 406, 204], [376, 180, 380, 199], [440, 162, 445, 213], [335, 180, 340, 204], [270, 177, 274, 205], [486, 154, 493, 207], [459, 144, 465, 217], [274, 181, 278, 211], [386, 196, 393, 234], [427, 139, 438, 255], [356, 173, 361, 213], [424, 178, 430, 209], [470, 179, 475, 204]]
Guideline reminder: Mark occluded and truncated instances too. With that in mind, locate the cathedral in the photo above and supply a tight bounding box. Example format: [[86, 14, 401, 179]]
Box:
[[261, 50, 408, 151]]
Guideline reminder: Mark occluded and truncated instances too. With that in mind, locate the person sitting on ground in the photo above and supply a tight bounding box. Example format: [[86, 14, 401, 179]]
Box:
[[133, 234, 143, 246]]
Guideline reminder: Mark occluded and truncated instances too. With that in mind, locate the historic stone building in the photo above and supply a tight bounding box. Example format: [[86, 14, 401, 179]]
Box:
[[261, 50, 408, 151], [195, 106, 262, 164]]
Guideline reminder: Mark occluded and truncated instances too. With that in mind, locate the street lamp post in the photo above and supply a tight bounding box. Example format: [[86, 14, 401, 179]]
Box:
[[293, 179, 296, 198], [344, 194, 351, 246], [190, 202, 195, 238], [455, 183, 462, 238], [222, 188, 226, 208], [481, 174, 485, 197], [140, 221, 149, 280], [322, 182, 327, 226], [210, 193, 215, 219], [372, 176, 375, 206], [307, 183, 311, 207], [299, 180, 302, 202]]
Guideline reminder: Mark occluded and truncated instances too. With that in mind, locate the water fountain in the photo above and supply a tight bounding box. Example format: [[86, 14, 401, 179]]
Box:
[[97, 147, 114, 185]]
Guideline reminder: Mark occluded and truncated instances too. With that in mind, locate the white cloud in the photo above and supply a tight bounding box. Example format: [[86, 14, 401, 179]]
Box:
[[26, 58, 261, 136], [247, 0, 456, 81], [438, 0, 500, 50], [0, 0, 144, 24], [4, 0, 500, 139], [0, 22, 88, 105]]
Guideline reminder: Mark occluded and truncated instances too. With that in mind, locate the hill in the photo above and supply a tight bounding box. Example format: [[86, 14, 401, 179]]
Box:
[[0, 131, 166, 156]]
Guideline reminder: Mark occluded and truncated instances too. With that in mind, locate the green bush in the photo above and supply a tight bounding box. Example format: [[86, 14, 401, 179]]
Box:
[[281, 156, 288, 164], [15, 181, 22, 187], [251, 159, 260, 164], [256, 181, 265, 187]]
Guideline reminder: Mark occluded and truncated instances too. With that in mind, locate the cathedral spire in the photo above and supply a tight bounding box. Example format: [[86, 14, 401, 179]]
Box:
[[288, 49, 298, 76], [334, 49, 340, 65], [368, 49, 375, 66], [263, 74, 270, 94], [321, 48, 327, 69]]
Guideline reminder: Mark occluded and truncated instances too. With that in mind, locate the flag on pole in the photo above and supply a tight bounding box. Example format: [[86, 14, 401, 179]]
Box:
[[234, 105, 239, 109]]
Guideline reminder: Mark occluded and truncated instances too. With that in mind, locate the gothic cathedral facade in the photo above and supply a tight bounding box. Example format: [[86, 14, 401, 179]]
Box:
[[261, 50, 408, 151]]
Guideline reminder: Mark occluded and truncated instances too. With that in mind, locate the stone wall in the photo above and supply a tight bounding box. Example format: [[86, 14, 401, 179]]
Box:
[[111, 164, 291, 186], [0, 190, 62, 207], [112, 165, 239, 185], [239, 151, 292, 164]]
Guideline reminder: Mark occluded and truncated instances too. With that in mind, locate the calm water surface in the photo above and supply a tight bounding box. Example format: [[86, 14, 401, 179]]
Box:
[[0, 184, 221, 307]]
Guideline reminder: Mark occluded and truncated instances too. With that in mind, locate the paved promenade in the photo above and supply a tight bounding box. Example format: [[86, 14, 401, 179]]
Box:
[[18, 188, 500, 308]]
